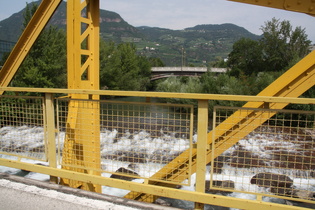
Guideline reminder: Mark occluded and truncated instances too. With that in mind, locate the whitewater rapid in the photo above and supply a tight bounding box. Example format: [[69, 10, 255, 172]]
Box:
[[0, 125, 314, 209]]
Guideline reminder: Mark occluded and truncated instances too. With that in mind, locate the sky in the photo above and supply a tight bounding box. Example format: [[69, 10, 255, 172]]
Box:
[[0, 0, 314, 43]]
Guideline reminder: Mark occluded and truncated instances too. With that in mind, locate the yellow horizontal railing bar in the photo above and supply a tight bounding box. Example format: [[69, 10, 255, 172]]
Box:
[[0, 158, 306, 210], [1, 87, 315, 104], [0, 152, 45, 162], [59, 97, 194, 108]]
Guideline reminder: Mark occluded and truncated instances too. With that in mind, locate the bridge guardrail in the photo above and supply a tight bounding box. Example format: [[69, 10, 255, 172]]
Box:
[[0, 87, 315, 209]]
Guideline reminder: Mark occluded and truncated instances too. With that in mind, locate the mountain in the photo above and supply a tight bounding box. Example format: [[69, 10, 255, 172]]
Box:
[[0, 8, 25, 42], [0, 1, 143, 43], [137, 24, 260, 65], [0, 1, 260, 66]]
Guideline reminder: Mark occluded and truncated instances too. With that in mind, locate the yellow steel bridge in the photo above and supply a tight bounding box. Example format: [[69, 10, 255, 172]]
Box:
[[0, 0, 315, 209]]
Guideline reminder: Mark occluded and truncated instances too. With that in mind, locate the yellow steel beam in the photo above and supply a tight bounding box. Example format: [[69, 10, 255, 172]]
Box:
[[1, 87, 315, 104], [125, 46, 315, 202], [0, 0, 62, 94], [195, 100, 208, 210], [228, 0, 315, 16], [60, 0, 101, 193], [44, 93, 58, 184]]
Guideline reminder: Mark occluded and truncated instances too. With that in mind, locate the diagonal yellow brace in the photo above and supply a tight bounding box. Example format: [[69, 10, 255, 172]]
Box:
[[125, 46, 315, 202], [0, 0, 62, 94]]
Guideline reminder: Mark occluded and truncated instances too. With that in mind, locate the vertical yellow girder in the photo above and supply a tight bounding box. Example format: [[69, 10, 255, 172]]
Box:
[[60, 0, 101, 193], [0, 0, 62, 94], [195, 100, 209, 210], [0, 0, 101, 193]]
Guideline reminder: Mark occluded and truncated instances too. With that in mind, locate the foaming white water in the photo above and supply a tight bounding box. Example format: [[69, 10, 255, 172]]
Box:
[[0, 126, 44, 150], [1, 126, 315, 209]]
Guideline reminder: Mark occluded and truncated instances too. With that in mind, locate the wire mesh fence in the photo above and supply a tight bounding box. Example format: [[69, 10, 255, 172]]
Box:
[[57, 98, 194, 185], [0, 95, 46, 161], [1, 93, 315, 206], [211, 106, 315, 202]]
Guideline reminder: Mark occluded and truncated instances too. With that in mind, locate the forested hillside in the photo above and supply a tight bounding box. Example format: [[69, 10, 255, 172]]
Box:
[[0, 0, 260, 66]]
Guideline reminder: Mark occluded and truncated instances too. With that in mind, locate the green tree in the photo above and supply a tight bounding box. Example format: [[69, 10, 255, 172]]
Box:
[[11, 3, 67, 89], [200, 73, 248, 109], [22, 2, 37, 28], [100, 41, 151, 91], [137, 55, 152, 90], [245, 71, 283, 95], [209, 56, 228, 68], [260, 18, 311, 72], [99, 40, 117, 89], [227, 18, 311, 76], [227, 38, 262, 76], [148, 57, 165, 67], [156, 76, 202, 105]]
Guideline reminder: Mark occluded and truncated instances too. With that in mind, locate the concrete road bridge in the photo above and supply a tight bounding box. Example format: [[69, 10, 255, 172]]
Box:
[[151, 67, 227, 80]]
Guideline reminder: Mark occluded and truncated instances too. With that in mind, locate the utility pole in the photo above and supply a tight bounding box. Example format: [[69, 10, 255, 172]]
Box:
[[181, 47, 185, 71]]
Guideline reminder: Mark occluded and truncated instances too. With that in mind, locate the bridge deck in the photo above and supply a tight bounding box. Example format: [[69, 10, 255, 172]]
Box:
[[151, 67, 227, 73]]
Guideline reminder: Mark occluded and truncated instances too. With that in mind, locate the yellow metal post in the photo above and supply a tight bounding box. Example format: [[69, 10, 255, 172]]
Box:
[[60, 0, 101, 193], [44, 93, 58, 184], [195, 100, 208, 209]]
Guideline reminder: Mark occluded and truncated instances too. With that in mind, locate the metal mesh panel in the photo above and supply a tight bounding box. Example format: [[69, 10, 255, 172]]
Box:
[[0, 96, 46, 161], [57, 98, 193, 185], [211, 106, 315, 202]]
